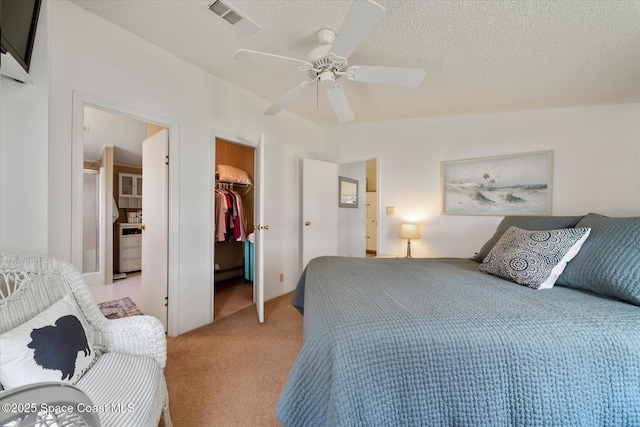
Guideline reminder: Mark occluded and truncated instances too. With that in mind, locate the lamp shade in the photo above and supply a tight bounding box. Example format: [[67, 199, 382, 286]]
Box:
[[399, 223, 420, 239]]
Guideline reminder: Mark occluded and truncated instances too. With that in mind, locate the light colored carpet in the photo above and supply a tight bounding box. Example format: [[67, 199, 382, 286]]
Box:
[[164, 291, 303, 426]]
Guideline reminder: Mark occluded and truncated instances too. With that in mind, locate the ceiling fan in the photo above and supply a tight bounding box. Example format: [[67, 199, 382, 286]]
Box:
[[232, 0, 426, 124]]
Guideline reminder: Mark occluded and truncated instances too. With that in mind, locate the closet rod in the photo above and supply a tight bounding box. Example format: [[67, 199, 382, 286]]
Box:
[[215, 180, 253, 197]]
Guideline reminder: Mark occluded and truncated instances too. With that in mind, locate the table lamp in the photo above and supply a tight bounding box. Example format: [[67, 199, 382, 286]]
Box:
[[400, 223, 420, 258]]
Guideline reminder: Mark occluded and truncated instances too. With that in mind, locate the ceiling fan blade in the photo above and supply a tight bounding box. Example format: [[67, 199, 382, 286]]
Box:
[[329, 0, 385, 59], [233, 49, 312, 70], [265, 80, 315, 115], [346, 65, 426, 88], [326, 83, 355, 124]]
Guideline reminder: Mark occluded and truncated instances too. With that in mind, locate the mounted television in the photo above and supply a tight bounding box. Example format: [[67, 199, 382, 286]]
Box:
[[1, 0, 42, 82]]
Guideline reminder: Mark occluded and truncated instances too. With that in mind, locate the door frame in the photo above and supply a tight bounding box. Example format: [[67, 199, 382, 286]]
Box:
[[337, 154, 381, 255], [209, 128, 261, 323], [71, 91, 181, 337]]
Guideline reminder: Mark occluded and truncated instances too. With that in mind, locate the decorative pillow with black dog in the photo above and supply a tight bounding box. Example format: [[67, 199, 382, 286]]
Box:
[[0, 294, 96, 389]]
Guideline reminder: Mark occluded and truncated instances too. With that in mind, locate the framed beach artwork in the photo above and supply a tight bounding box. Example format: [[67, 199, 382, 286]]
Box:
[[441, 150, 553, 216]]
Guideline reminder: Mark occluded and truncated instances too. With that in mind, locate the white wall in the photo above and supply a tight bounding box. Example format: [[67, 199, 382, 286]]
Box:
[[45, 0, 323, 334], [324, 103, 640, 258], [0, 1, 49, 254]]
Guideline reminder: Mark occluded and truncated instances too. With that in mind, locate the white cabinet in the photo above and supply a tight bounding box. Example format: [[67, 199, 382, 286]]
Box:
[[116, 223, 142, 273], [118, 173, 142, 209], [366, 192, 377, 253], [120, 173, 142, 197]]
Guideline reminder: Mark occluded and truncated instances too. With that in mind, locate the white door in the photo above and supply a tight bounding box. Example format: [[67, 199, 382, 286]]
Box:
[[141, 129, 169, 329], [302, 158, 338, 268], [253, 134, 265, 323]]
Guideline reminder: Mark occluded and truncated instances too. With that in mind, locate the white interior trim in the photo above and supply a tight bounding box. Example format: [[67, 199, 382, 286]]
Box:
[[71, 90, 181, 337], [338, 154, 381, 255], [208, 127, 259, 323]]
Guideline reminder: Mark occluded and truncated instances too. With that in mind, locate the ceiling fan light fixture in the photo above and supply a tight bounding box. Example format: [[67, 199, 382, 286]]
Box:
[[319, 70, 335, 87]]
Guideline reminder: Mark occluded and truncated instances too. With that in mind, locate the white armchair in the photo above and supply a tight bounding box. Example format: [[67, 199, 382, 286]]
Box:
[[0, 251, 172, 427]]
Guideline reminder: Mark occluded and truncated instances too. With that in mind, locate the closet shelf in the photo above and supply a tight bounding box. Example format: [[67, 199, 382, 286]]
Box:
[[215, 180, 253, 197]]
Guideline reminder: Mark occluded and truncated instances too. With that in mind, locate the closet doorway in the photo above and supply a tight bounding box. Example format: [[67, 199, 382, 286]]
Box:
[[213, 138, 256, 320]]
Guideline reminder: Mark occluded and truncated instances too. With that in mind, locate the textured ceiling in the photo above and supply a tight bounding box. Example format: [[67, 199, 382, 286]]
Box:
[[83, 106, 147, 164], [70, 0, 640, 127]]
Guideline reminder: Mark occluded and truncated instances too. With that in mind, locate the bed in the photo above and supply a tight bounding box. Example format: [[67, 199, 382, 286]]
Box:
[[276, 213, 640, 426]]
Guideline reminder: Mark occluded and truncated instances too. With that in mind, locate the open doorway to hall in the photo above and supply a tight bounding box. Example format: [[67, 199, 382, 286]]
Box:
[[365, 158, 377, 257], [337, 157, 378, 258], [213, 138, 256, 320]]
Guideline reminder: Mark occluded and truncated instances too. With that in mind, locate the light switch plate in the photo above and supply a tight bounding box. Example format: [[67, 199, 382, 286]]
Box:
[[386, 206, 394, 215]]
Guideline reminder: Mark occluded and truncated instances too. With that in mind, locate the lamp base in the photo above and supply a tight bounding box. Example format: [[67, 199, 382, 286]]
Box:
[[405, 239, 412, 258]]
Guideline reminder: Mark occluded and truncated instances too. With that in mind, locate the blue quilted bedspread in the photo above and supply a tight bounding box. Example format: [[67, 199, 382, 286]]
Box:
[[277, 256, 640, 426]]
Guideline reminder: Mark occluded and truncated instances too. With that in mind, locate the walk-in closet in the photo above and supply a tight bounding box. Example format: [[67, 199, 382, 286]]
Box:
[[214, 138, 255, 320]]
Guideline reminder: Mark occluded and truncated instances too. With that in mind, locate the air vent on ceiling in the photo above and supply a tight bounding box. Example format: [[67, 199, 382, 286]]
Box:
[[208, 0, 260, 36]]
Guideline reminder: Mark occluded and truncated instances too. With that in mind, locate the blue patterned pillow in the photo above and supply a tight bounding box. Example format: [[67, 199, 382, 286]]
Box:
[[471, 215, 584, 262], [555, 214, 640, 305], [479, 226, 591, 289]]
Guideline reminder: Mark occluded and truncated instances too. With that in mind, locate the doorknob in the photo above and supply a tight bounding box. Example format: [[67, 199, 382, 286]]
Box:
[[305, 221, 311, 226], [137, 224, 146, 230], [254, 225, 261, 230], [263, 225, 269, 230]]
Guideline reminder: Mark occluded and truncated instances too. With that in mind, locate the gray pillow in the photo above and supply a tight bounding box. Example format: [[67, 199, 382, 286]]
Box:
[[471, 215, 584, 262], [479, 226, 591, 289], [555, 213, 640, 305]]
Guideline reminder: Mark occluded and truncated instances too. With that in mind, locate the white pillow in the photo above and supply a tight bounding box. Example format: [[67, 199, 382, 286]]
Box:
[[0, 294, 96, 390], [479, 226, 591, 289], [217, 165, 252, 185]]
